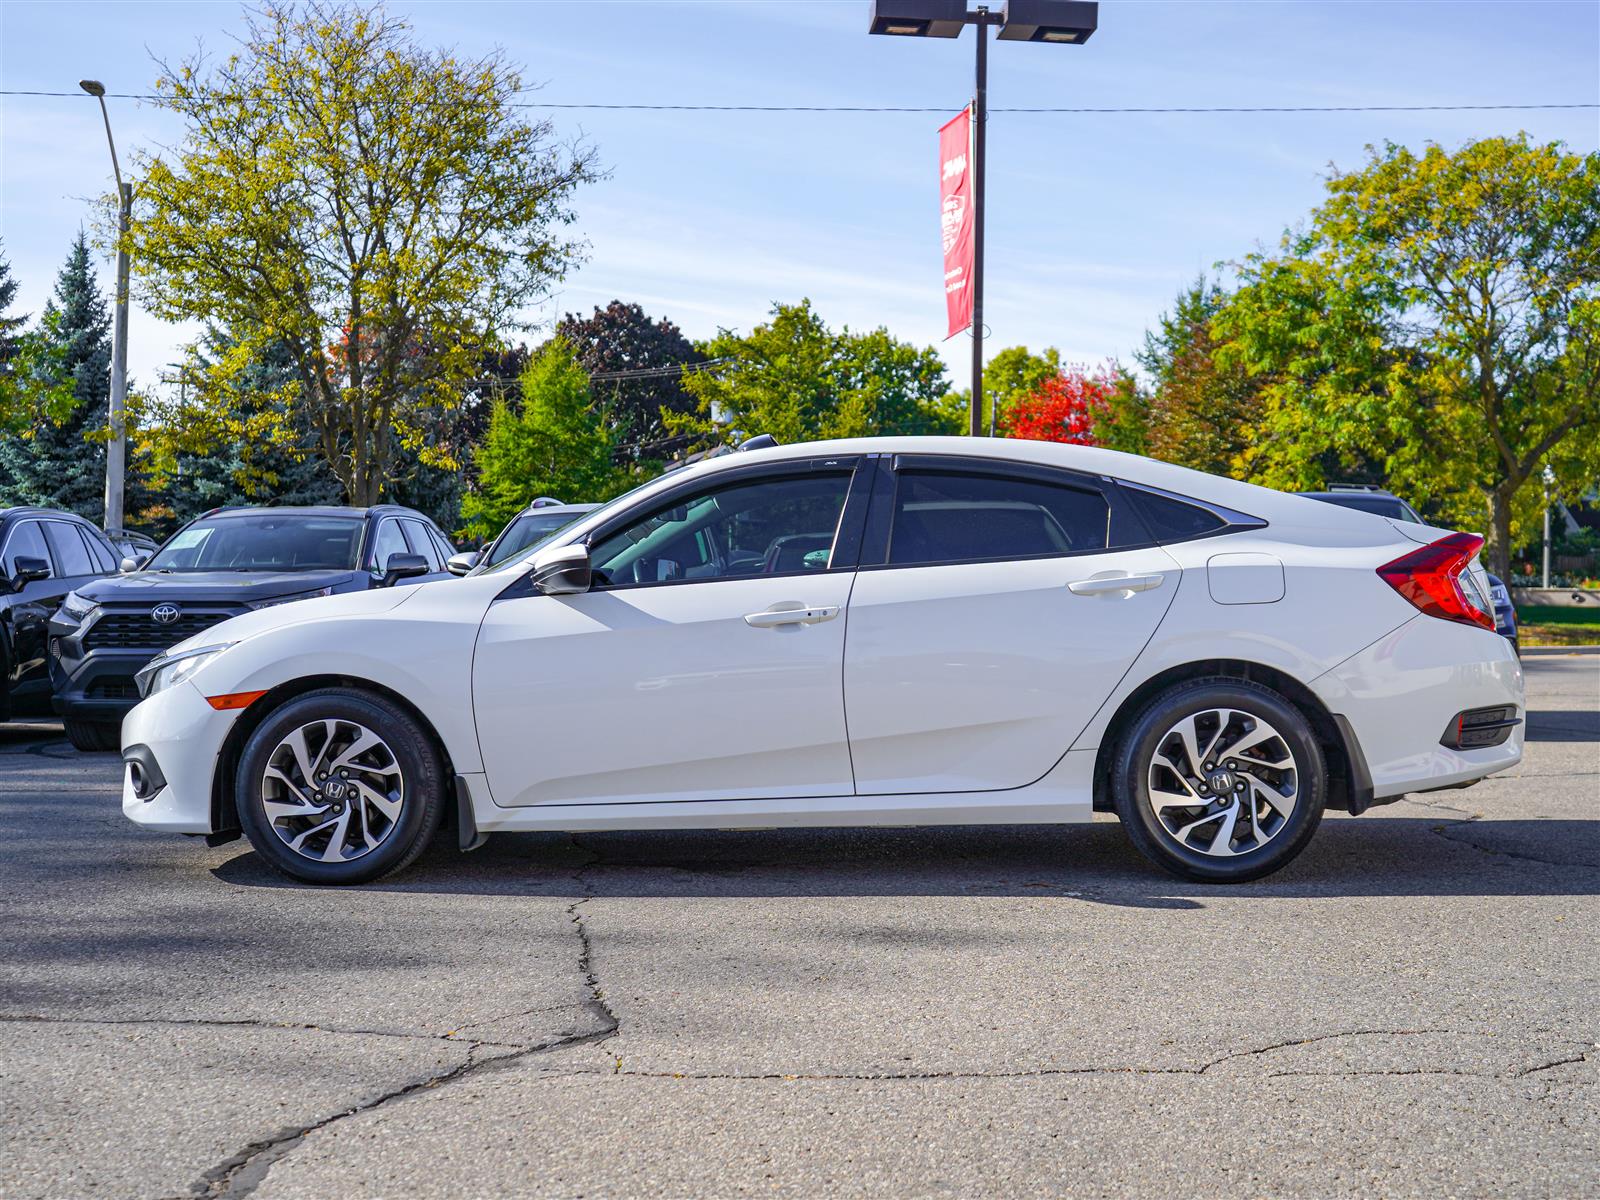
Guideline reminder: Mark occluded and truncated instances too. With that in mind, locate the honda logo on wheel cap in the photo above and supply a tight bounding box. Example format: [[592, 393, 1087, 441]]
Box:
[[150, 603, 182, 625]]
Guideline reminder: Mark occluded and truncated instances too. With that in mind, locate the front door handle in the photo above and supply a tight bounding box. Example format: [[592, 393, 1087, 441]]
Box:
[[744, 605, 840, 628], [1067, 573, 1165, 596]]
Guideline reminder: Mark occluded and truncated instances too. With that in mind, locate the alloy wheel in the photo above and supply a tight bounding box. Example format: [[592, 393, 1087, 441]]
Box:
[[1145, 707, 1299, 858], [259, 719, 406, 863]]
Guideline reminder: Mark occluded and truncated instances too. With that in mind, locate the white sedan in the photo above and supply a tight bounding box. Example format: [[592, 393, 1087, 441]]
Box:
[[120, 437, 1523, 885]]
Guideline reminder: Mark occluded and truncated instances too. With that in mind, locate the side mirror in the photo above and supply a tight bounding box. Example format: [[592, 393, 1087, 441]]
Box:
[[119, 555, 147, 574], [12, 556, 51, 589], [530, 543, 591, 596], [445, 550, 481, 577], [379, 552, 431, 588]]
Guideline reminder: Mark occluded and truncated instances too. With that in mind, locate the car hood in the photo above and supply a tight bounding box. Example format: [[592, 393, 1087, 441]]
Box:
[[158, 583, 420, 659], [75, 568, 364, 603]]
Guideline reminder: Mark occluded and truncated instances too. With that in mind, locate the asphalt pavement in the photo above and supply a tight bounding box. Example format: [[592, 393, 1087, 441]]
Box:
[[1, 656, 1595, 1199]]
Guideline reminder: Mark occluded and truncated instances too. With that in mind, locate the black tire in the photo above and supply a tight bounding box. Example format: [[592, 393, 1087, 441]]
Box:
[[64, 718, 121, 753], [235, 688, 446, 885], [1112, 677, 1326, 883]]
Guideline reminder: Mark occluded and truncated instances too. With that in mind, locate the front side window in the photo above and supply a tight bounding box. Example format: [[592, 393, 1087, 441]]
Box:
[[2, 520, 50, 577], [885, 470, 1111, 567], [368, 520, 409, 572], [589, 471, 853, 588], [146, 515, 365, 572]]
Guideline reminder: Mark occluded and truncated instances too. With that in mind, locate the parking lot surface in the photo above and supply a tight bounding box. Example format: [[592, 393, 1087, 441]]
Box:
[[1, 656, 1595, 1199]]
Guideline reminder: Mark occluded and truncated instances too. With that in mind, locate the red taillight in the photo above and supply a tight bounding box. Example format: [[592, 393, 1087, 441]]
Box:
[[1376, 532, 1495, 631]]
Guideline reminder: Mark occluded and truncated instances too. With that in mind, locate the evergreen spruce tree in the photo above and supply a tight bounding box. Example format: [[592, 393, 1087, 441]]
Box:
[[0, 233, 111, 517], [0, 240, 24, 355]]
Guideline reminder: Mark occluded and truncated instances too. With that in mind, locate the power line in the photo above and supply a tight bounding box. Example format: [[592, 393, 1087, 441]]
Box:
[[2, 89, 1595, 115]]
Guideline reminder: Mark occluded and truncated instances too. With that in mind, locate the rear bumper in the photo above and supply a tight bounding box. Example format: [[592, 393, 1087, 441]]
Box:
[[1312, 616, 1523, 799], [120, 682, 234, 834]]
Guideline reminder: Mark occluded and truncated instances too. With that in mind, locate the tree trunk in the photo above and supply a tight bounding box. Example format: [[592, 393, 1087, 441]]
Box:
[[1488, 487, 1514, 581]]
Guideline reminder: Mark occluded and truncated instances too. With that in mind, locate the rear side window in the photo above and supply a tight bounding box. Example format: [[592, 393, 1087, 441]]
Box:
[[886, 470, 1110, 566], [83, 528, 120, 572], [44, 521, 95, 576], [1125, 488, 1228, 541], [400, 519, 442, 571]]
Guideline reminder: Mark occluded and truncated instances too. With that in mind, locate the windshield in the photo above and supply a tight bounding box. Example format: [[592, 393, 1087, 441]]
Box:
[[485, 511, 586, 568], [146, 514, 364, 572]]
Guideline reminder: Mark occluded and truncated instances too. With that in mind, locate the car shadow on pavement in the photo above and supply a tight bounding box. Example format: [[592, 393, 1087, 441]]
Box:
[[1524, 708, 1600, 742], [211, 814, 1600, 906]]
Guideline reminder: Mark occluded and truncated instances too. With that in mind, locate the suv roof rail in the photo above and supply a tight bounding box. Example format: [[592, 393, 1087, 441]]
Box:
[[737, 433, 779, 452], [1326, 483, 1389, 494], [528, 497, 566, 508]]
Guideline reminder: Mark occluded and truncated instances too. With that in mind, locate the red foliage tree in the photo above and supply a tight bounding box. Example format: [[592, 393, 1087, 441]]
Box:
[[1000, 365, 1116, 445]]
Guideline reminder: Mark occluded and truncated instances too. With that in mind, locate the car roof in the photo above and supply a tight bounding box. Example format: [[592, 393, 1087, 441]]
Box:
[[616, 436, 1424, 549], [0, 506, 97, 524], [513, 502, 600, 517], [195, 504, 436, 523]]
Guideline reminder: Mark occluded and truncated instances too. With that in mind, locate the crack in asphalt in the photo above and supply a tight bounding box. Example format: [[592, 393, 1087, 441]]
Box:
[[533, 1028, 1594, 1086], [1400, 796, 1600, 870], [189, 844, 625, 1199]]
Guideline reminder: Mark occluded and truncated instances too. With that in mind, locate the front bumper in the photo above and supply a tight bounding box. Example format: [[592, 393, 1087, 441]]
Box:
[[120, 682, 236, 834], [1312, 616, 1524, 800]]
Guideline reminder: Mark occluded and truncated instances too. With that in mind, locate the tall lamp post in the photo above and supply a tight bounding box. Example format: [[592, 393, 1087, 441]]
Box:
[[869, 0, 1098, 436], [1541, 463, 1556, 589], [78, 79, 131, 532]]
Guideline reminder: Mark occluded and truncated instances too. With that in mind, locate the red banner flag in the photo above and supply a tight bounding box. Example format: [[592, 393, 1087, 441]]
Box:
[[939, 107, 974, 339]]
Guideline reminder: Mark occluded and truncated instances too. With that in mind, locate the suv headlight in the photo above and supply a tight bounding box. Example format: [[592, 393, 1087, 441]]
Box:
[[59, 590, 100, 623], [134, 642, 236, 699], [247, 586, 334, 611]]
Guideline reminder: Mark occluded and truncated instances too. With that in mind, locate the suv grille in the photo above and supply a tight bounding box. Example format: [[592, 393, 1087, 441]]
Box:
[[86, 677, 140, 700], [84, 608, 244, 652]]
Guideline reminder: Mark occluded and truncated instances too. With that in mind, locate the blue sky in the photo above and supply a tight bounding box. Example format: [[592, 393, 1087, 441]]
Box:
[[2, 0, 1597, 394]]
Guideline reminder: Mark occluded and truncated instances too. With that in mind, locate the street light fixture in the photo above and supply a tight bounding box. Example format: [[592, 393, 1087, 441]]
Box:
[[78, 78, 132, 532], [869, 0, 1098, 437]]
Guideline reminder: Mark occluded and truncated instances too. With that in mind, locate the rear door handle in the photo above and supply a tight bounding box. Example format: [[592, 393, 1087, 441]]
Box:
[[744, 605, 840, 628], [1067, 573, 1165, 596]]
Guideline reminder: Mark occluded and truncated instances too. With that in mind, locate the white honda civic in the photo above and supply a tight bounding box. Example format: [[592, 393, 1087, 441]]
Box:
[[119, 437, 1523, 885]]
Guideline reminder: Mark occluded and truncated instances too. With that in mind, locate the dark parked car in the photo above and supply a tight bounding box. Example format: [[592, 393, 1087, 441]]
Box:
[[1, 508, 121, 724], [104, 527, 162, 565], [1485, 573, 1520, 654], [50, 504, 455, 750], [447, 499, 600, 576]]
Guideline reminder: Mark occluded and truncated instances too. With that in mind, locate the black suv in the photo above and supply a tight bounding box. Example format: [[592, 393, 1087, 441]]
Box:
[[50, 504, 455, 751], [1, 508, 122, 725]]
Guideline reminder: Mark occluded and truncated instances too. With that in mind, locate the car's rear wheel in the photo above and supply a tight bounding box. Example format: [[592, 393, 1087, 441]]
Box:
[[235, 689, 445, 885], [1113, 678, 1325, 883], [64, 719, 121, 753]]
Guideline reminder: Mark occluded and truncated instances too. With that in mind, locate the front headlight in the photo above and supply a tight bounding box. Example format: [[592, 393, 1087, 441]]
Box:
[[59, 590, 100, 623], [135, 642, 236, 699], [247, 586, 334, 611]]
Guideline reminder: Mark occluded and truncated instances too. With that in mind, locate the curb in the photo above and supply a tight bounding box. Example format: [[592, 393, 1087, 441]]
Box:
[[1522, 645, 1600, 656]]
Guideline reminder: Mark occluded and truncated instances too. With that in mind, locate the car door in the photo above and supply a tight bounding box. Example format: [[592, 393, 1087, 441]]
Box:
[[843, 455, 1181, 795], [472, 457, 868, 807], [2, 519, 66, 703]]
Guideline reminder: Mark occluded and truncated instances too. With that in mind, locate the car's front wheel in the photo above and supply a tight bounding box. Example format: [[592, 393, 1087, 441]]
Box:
[[235, 689, 445, 885], [64, 719, 121, 753], [1113, 678, 1326, 883]]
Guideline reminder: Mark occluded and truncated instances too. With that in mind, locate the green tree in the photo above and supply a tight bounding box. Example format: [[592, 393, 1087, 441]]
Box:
[[674, 300, 958, 447], [0, 242, 76, 436], [1219, 137, 1600, 576], [141, 334, 342, 532], [460, 339, 620, 541], [1139, 278, 1263, 477], [127, 0, 598, 505], [961, 345, 1062, 434], [0, 233, 111, 517]]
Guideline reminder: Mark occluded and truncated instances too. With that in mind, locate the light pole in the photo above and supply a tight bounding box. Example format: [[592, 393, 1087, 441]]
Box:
[[78, 79, 131, 532], [869, 0, 1098, 436]]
